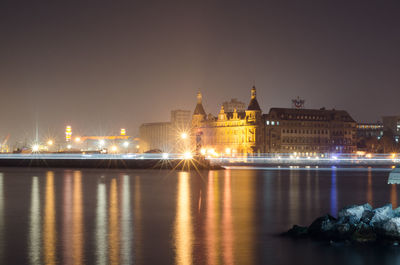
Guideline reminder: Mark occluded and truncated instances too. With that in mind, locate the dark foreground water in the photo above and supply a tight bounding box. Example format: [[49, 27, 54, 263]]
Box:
[[0, 166, 398, 265]]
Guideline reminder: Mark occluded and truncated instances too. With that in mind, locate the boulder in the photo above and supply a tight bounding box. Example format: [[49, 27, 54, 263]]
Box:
[[351, 222, 377, 244], [286, 225, 308, 238], [394, 207, 400, 217], [370, 204, 394, 228], [308, 214, 336, 238], [382, 217, 400, 238], [338, 204, 371, 224], [360, 210, 374, 224]]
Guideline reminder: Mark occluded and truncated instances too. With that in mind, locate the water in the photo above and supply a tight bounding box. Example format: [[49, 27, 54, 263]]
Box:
[[0, 166, 398, 264]]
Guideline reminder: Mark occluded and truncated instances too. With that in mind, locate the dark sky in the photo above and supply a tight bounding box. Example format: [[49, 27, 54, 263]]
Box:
[[1, 0, 399, 143]]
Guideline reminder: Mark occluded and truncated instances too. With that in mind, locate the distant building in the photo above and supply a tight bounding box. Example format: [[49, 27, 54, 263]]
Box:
[[264, 108, 357, 153], [222, 98, 246, 113], [139, 122, 172, 153], [357, 122, 383, 139], [139, 110, 191, 153], [382, 116, 400, 143], [170, 109, 191, 130], [191, 87, 265, 155]]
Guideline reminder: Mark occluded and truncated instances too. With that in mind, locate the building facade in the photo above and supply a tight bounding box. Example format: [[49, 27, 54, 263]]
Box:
[[139, 109, 192, 153], [357, 122, 383, 139], [191, 87, 265, 155], [222, 98, 246, 113], [264, 108, 357, 153]]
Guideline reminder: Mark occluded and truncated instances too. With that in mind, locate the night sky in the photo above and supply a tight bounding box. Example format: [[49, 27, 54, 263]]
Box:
[[1, 0, 399, 143]]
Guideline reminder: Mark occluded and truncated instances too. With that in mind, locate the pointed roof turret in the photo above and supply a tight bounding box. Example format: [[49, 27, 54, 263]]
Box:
[[247, 86, 261, 111], [193, 91, 206, 115]]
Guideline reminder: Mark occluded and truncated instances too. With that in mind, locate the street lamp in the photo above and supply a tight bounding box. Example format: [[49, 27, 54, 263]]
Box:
[[180, 132, 188, 140]]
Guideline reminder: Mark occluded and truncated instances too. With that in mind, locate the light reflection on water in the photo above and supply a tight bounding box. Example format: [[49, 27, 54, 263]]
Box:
[[0, 167, 399, 264], [29, 176, 40, 265], [174, 172, 193, 265], [44, 171, 56, 265]]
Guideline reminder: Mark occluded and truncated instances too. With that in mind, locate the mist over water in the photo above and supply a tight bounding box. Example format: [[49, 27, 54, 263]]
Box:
[[0, 167, 398, 264]]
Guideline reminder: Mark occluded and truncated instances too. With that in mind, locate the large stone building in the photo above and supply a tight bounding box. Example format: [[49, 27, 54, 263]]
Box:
[[264, 108, 357, 154], [139, 110, 191, 153], [191, 87, 357, 155], [192, 87, 265, 155]]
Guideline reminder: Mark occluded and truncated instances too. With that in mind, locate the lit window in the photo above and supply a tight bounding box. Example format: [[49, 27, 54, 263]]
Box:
[[277, 121, 280, 125], [266, 121, 270, 125], [271, 121, 275, 125]]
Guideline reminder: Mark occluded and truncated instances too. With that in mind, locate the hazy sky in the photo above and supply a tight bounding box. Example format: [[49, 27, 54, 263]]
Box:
[[1, 0, 399, 144]]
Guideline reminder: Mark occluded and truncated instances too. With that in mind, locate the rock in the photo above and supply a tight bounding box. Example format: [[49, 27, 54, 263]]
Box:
[[382, 217, 400, 238], [360, 210, 374, 224], [335, 223, 354, 239], [351, 222, 377, 244], [338, 204, 370, 224], [394, 207, 400, 217], [286, 225, 308, 237], [308, 214, 336, 238], [370, 204, 394, 228]]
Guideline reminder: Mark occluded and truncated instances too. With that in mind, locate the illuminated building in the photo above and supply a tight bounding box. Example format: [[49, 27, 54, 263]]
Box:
[[66, 126, 72, 142], [357, 122, 383, 139], [191, 87, 357, 154], [264, 108, 357, 153], [222, 98, 246, 113], [191, 87, 265, 155], [139, 110, 191, 153]]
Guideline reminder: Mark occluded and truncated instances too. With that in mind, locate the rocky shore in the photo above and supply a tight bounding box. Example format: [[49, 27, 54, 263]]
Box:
[[285, 203, 400, 245]]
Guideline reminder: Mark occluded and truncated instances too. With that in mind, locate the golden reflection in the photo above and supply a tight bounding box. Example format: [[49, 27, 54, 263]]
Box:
[[121, 175, 132, 264], [109, 178, 120, 265], [63, 172, 72, 265], [206, 171, 219, 265], [174, 172, 193, 265], [391, 184, 398, 209], [96, 179, 107, 265], [222, 170, 233, 265], [29, 177, 41, 265], [367, 167, 373, 206], [44, 171, 56, 265], [73, 171, 83, 265], [232, 170, 255, 265]]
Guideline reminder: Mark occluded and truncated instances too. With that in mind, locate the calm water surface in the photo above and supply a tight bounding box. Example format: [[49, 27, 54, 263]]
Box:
[[0, 166, 398, 264]]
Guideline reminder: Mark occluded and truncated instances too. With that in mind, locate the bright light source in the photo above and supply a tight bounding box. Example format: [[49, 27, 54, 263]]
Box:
[[111, 145, 118, 152], [123, 141, 129, 148], [200, 148, 206, 155], [181, 132, 188, 139], [67, 144, 72, 149], [225, 148, 231, 155], [75, 137, 81, 143], [99, 139, 105, 146], [32, 144, 40, 152], [162, 153, 169, 159], [183, 151, 193, 159], [136, 145, 140, 149], [47, 140, 53, 146]]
